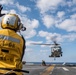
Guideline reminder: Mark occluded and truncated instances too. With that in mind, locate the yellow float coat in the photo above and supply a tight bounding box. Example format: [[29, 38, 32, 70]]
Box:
[[0, 29, 24, 75]]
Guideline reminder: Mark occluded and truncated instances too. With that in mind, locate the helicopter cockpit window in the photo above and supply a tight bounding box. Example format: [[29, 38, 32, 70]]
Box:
[[51, 46, 61, 51]]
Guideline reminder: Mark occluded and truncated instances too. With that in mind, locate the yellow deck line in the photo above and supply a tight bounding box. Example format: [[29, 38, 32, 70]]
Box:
[[41, 65, 55, 75]]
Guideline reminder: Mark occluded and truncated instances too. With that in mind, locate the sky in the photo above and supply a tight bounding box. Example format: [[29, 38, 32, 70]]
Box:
[[0, 0, 76, 62]]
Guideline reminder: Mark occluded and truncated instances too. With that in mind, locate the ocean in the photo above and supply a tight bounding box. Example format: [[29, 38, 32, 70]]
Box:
[[25, 62, 76, 65]]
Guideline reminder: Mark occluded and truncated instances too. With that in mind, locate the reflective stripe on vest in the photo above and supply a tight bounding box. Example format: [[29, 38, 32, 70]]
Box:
[[0, 35, 20, 43]]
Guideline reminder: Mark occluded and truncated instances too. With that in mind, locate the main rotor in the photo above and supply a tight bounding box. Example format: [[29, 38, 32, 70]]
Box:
[[31, 40, 60, 46]]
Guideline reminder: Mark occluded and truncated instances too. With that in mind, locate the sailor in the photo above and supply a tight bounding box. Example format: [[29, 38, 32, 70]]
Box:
[[0, 14, 26, 75]]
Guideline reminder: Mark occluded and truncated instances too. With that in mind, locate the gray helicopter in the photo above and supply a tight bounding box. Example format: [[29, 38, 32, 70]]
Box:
[[31, 41, 63, 59]]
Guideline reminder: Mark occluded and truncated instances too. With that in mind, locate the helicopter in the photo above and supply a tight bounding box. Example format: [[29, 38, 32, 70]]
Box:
[[49, 41, 62, 58], [31, 40, 63, 59]]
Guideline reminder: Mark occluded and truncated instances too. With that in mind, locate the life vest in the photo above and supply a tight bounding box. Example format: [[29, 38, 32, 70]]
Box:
[[0, 29, 24, 75]]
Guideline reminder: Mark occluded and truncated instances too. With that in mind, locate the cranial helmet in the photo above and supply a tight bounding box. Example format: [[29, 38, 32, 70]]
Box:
[[1, 14, 22, 31]]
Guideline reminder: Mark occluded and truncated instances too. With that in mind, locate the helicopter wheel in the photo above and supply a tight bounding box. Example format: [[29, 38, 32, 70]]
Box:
[[61, 54, 62, 56]]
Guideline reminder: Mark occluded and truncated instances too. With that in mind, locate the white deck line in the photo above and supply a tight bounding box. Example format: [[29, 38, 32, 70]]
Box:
[[62, 67, 69, 71]]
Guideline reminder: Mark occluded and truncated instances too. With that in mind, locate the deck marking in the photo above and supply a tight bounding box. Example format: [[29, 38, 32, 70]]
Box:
[[62, 67, 69, 71], [41, 65, 55, 75]]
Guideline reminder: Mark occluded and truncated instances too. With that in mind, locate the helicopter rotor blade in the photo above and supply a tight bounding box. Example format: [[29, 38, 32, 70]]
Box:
[[52, 40, 60, 45], [31, 43, 54, 45]]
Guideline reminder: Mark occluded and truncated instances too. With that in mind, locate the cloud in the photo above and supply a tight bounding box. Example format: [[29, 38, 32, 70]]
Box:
[[19, 15, 39, 39], [16, 2, 31, 13], [36, 0, 63, 14], [0, 0, 14, 5], [24, 20, 39, 39], [0, 0, 31, 13], [31, 19, 39, 28], [2, 10, 9, 14], [9, 9, 17, 14], [36, 0, 76, 31], [63, 33, 76, 41], [56, 19, 76, 32], [38, 30, 50, 37], [38, 30, 63, 43], [42, 15, 55, 28], [73, 0, 76, 4], [57, 11, 65, 18], [70, 14, 76, 19], [36, 0, 76, 15], [25, 29, 37, 39], [1, 9, 17, 15], [38, 30, 76, 43]]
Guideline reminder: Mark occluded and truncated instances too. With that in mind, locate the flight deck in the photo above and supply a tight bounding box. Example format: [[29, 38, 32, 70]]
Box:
[[23, 64, 76, 75]]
